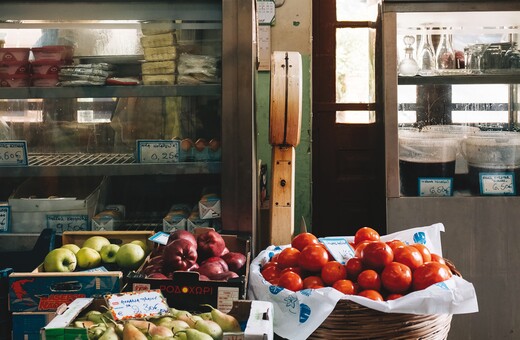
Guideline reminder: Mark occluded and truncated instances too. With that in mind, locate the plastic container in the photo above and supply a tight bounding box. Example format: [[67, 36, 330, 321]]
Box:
[[31, 60, 72, 75], [0, 74, 30, 87], [0, 61, 30, 75], [399, 131, 459, 196], [31, 74, 59, 87], [462, 131, 520, 195], [31, 45, 74, 62], [422, 125, 481, 174], [0, 48, 30, 63]]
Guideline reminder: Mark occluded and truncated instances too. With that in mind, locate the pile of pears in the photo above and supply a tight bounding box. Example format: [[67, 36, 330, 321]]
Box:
[[73, 304, 242, 340]]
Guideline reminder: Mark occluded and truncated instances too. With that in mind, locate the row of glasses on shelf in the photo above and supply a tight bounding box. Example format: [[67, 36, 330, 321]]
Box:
[[399, 28, 520, 76]]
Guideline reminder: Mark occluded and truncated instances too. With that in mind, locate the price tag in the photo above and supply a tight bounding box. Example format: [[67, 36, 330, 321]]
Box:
[[136, 140, 180, 164], [257, 0, 276, 25], [318, 237, 355, 264], [418, 178, 453, 197], [149, 231, 170, 245], [480, 172, 515, 195], [0, 141, 28, 166], [46, 215, 89, 233], [0, 205, 11, 232], [105, 290, 170, 321]]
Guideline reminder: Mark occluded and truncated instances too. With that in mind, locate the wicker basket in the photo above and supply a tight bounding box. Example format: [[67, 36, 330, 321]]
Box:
[[309, 300, 452, 340]]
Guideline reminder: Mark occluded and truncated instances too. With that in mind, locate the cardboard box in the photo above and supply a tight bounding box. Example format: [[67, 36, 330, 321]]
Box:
[[126, 233, 250, 313], [12, 311, 56, 340], [8, 176, 108, 233], [225, 300, 274, 340], [40, 297, 95, 340], [8, 231, 154, 312]]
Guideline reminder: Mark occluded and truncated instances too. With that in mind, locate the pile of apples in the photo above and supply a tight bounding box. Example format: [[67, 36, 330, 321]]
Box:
[[72, 304, 241, 340], [260, 227, 454, 301], [43, 236, 149, 272], [141, 229, 247, 281]]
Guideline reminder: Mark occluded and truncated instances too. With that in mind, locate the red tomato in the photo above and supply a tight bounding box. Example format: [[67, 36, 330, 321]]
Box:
[[381, 262, 412, 294], [280, 267, 302, 276], [278, 271, 303, 292], [357, 289, 384, 301], [332, 279, 357, 295], [393, 245, 424, 271], [386, 239, 406, 252], [277, 247, 301, 269], [298, 244, 329, 272], [261, 265, 281, 282], [430, 253, 446, 265], [320, 261, 347, 286], [261, 261, 278, 272], [386, 293, 404, 301], [357, 269, 381, 291], [354, 240, 372, 258], [354, 227, 380, 246], [271, 253, 280, 263], [361, 241, 394, 271], [291, 232, 320, 252], [302, 275, 324, 289], [411, 243, 432, 263], [412, 262, 452, 291], [346, 257, 364, 281]]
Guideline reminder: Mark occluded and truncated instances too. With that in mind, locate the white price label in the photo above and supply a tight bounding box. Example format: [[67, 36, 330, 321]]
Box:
[[319, 237, 355, 264], [418, 178, 453, 197], [0, 206, 10, 232], [257, 0, 276, 25], [0, 141, 28, 166], [480, 173, 515, 195], [136, 140, 180, 164], [46, 215, 89, 233], [106, 290, 170, 321]]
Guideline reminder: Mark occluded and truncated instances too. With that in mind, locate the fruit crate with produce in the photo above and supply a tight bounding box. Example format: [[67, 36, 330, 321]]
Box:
[[8, 231, 154, 313], [248, 223, 479, 340], [126, 228, 251, 313]]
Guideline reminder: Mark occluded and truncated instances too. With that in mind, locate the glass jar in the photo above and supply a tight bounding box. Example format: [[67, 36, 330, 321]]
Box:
[[398, 35, 419, 76], [417, 28, 436, 76], [435, 29, 455, 71]]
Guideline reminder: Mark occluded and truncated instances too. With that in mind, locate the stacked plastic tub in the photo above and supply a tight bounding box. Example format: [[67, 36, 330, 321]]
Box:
[[398, 125, 480, 196]]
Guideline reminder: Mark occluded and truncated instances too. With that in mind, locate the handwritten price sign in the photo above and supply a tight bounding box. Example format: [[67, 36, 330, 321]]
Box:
[[105, 290, 170, 321], [480, 173, 516, 195], [0, 205, 10, 232], [46, 215, 89, 233], [136, 140, 180, 164], [419, 178, 453, 197], [0, 141, 28, 166]]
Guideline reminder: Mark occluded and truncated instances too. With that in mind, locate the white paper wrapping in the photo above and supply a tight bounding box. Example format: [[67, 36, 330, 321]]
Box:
[[247, 223, 479, 340]]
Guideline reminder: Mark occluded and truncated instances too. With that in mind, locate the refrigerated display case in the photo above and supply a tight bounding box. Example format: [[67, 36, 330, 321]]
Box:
[[383, 1, 520, 339], [0, 1, 256, 253]]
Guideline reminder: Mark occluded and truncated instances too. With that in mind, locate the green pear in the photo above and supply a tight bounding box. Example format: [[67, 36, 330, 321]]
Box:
[[172, 332, 188, 340], [202, 305, 241, 332], [184, 329, 214, 340], [123, 323, 148, 340], [161, 319, 191, 333], [73, 320, 94, 328], [99, 326, 119, 340], [86, 310, 105, 324], [175, 310, 196, 328], [194, 319, 223, 340], [149, 325, 174, 337], [152, 316, 174, 326], [197, 312, 213, 320], [127, 319, 156, 332], [191, 315, 203, 323]]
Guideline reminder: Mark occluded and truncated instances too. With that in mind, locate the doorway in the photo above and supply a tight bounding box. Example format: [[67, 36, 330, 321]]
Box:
[[311, 0, 386, 237]]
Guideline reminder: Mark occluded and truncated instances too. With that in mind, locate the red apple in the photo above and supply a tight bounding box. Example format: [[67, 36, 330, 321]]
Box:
[[200, 256, 229, 272], [163, 238, 198, 273], [147, 272, 168, 279], [211, 271, 239, 281], [168, 230, 197, 247], [221, 252, 247, 274], [197, 230, 226, 260], [196, 261, 227, 280]]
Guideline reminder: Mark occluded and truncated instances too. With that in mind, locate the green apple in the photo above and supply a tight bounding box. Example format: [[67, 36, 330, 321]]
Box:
[[130, 240, 149, 254], [100, 244, 120, 264], [76, 247, 102, 269], [61, 243, 81, 254], [43, 248, 77, 272], [82, 236, 111, 252], [115, 243, 145, 270]]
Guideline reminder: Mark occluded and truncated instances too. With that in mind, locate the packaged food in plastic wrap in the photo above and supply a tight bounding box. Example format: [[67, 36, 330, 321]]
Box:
[[140, 32, 177, 48], [142, 73, 176, 85], [143, 45, 177, 61], [141, 60, 176, 75]]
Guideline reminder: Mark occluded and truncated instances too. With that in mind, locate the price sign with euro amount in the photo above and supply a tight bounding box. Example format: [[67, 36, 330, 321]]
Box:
[[105, 290, 170, 321], [46, 215, 89, 233], [480, 173, 516, 195], [0, 206, 10, 232], [136, 140, 180, 164], [0, 141, 28, 166]]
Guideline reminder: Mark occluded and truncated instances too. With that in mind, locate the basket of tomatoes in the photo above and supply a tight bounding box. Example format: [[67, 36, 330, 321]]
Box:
[[248, 223, 478, 340]]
